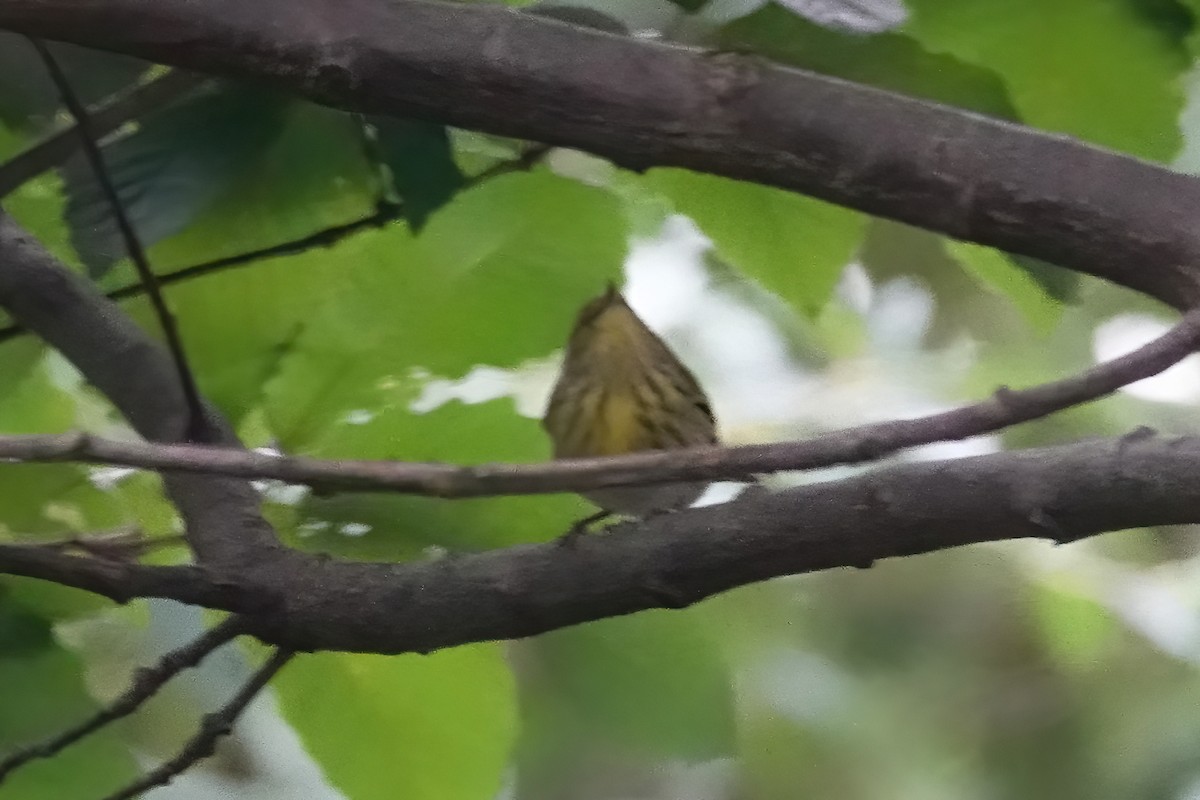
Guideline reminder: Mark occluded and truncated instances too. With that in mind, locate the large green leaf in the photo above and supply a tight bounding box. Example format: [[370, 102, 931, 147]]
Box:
[[719, 3, 1020, 117], [529, 610, 735, 759], [113, 101, 379, 419], [903, 0, 1190, 159], [264, 169, 625, 449], [0, 599, 136, 799], [274, 644, 517, 800], [62, 82, 291, 275], [277, 398, 586, 557], [645, 168, 866, 315], [946, 241, 1063, 335]]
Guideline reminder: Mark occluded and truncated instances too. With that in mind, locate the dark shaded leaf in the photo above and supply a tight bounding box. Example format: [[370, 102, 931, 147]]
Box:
[[0, 34, 149, 130], [367, 117, 466, 230], [62, 82, 291, 276]]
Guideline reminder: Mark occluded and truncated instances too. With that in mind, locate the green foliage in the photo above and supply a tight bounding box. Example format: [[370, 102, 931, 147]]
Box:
[[719, 4, 1020, 117], [946, 241, 1063, 334], [903, 0, 1191, 159], [367, 117, 467, 229], [529, 611, 735, 759], [646, 169, 866, 315], [0, 5, 1198, 799], [0, 598, 136, 798], [263, 170, 625, 448], [63, 83, 292, 275], [0, 35, 147, 130], [274, 644, 517, 800]]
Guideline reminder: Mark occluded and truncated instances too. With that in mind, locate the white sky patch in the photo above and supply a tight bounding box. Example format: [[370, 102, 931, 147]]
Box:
[[297, 520, 331, 538], [88, 465, 139, 491], [1092, 313, 1200, 404], [746, 648, 851, 726], [775, 0, 908, 33], [409, 355, 561, 419], [1173, 62, 1200, 175], [836, 260, 874, 316], [343, 409, 375, 425], [259, 482, 310, 506]]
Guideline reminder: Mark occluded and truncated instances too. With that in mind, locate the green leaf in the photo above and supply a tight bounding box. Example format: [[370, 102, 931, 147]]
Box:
[[280, 398, 585, 555], [264, 170, 625, 448], [368, 117, 467, 230], [62, 82, 291, 275], [718, 4, 1020, 117], [0, 464, 126, 539], [1176, 0, 1200, 52], [0, 600, 136, 798], [275, 645, 517, 800], [0, 35, 148, 130], [903, 0, 1190, 159], [530, 610, 736, 759], [646, 168, 866, 315], [946, 241, 1063, 334], [114, 101, 380, 419], [1028, 579, 1118, 671], [0, 339, 54, 430]]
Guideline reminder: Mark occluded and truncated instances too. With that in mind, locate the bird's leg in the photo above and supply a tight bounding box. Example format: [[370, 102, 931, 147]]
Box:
[[557, 509, 614, 546]]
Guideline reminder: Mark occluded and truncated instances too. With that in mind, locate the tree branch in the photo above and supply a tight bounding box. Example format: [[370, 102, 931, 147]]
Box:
[[0, 615, 247, 786], [99, 647, 294, 800], [0, 543, 257, 610], [28, 38, 210, 442], [0, 303, 1196, 497], [0, 211, 280, 570], [0, 0, 1197, 306], [0, 68, 205, 198], [2, 434, 1199, 656]]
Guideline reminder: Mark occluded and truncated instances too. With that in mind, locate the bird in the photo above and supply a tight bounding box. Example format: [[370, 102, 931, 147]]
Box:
[[542, 282, 717, 532]]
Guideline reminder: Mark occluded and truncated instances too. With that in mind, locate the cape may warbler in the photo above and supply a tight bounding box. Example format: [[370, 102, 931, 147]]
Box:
[[542, 283, 717, 517]]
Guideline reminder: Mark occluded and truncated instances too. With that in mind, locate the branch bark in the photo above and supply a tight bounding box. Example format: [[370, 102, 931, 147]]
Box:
[[0, 0, 1197, 307], [3, 434, 1199, 655], [1, 301, 1196, 498], [0, 211, 280, 570]]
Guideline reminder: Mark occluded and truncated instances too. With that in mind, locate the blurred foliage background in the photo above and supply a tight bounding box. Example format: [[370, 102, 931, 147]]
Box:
[[3, 0, 1200, 797]]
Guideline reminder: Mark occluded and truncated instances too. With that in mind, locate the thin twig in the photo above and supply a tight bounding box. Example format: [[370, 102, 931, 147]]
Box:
[[29, 528, 187, 561], [99, 648, 294, 800], [0, 144, 552, 345], [0, 616, 249, 786], [0, 306, 1197, 496], [0, 69, 206, 199], [28, 39, 209, 442], [110, 201, 402, 302]]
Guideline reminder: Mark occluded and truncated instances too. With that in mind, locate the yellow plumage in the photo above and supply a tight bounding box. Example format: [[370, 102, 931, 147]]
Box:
[[542, 283, 717, 516]]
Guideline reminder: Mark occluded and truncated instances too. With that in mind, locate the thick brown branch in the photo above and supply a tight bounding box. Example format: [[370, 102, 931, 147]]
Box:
[[0, 211, 280, 569], [3, 435, 1199, 656], [0, 615, 247, 785], [0, 0, 1197, 306], [1, 305, 1196, 497], [0, 544, 257, 610]]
